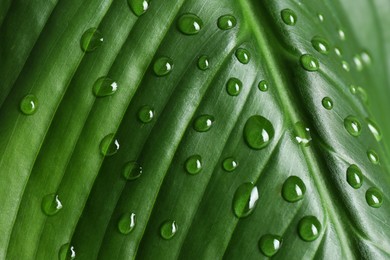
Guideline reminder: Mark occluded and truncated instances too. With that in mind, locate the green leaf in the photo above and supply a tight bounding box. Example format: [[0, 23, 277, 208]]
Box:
[[0, 0, 389, 259]]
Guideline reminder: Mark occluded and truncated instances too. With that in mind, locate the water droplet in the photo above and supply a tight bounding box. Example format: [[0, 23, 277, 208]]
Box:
[[127, 0, 149, 16], [118, 212, 136, 234], [281, 9, 297, 25], [235, 48, 250, 64], [282, 176, 306, 202], [361, 51, 371, 65], [243, 115, 275, 150], [349, 85, 357, 94], [160, 220, 178, 239], [338, 29, 345, 40], [258, 80, 268, 92], [335, 47, 342, 57], [342, 61, 350, 71], [20, 94, 38, 115], [356, 86, 368, 104], [217, 15, 237, 30], [344, 116, 361, 137], [185, 155, 202, 175], [298, 216, 321, 241], [346, 164, 363, 189], [197, 55, 209, 70], [353, 55, 364, 71], [193, 114, 214, 132], [100, 134, 120, 156], [153, 57, 173, 76], [226, 77, 242, 96], [92, 77, 118, 97], [123, 161, 142, 180], [42, 194, 63, 216], [366, 187, 383, 208], [138, 105, 154, 123], [294, 122, 312, 146], [367, 149, 379, 164], [258, 234, 282, 257], [317, 13, 324, 22], [177, 13, 203, 35], [300, 54, 319, 71], [233, 182, 259, 218], [222, 157, 238, 172], [366, 118, 382, 142], [321, 97, 333, 110], [80, 28, 103, 52], [59, 243, 76, 260], [311, 36, 329, 55]]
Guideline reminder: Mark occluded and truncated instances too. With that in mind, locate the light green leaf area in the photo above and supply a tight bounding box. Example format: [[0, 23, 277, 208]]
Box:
[[0, 0, 389, 259]]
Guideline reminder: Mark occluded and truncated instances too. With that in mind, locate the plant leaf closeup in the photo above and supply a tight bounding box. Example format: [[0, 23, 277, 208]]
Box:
[[0, 0, 390, 259]]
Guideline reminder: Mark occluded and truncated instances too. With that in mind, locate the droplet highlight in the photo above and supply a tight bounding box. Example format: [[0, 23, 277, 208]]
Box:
[[344, 116, 361, 137], [321, 97, 333, 110], [59, 243, 76, 260], [92, 77, 118, 97], [193, 114, 214, 132], [244, 115, 274, 150], [300, 54, 319, 71], [346, 164, 363, 189], [233, 182, 259, 218], [177, 13, 203, 35], [153, 57, 173, 76], [226, 77, 242, 96], [138, 105, 154, 123], [222, 157, 238, 172], [80, 28, 103, 52], [100, 133, 120, 156], [123, 161, 143, 181], [342, 61, 350, 71], [217, 15, 237, 30], [185, 155, 202, 175], [366, 187, 383, 208], [294, 122, 312, 146], [197, 55, 209, 70], [160, 220, 178, 239], [235, 48, 250, 64], [298, 216, 322, 241], [258, 234, 282, 257], [366, 118, 382, 142], [41, 194, 63, 216], [20, 94, 38, 115], [282, 176, 306, 202], [128, 0, 149, 16], [281, 9, 297, 26], [118, 212, 136, 234]]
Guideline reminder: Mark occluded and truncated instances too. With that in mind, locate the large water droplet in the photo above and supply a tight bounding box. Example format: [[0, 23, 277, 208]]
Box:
[[42, 194, 63, 216], [226, 77, 242, 96], [344, 116, 361, 137], [185, 155, 202, 175], [300, 54, 319, 71], [197, 55, 209, 70], [153, 57, 173, 76], [118, 212, 136, 234], [281, 9, 297, 25], [232, 182, 259, 218], [222, 157, 238, 172], [217, 15, 237, 30], [92, 77, 118, 97], [100, 134, 120, 156], [282, 176, 306, 202], [127, 0, 149, 16], [258, 80, 268, 92], [123, 161, 142, 180], [321, 97, 333, 110], [235, 48, 250, 64], [365, 187, 383, 208], [80, 28, 103, 52], [367, 149, 379, 165], [298, 216, 321, 241], [59, 243, 76, 260], [346, 164, 363, 189], [258, 234, 282, 257], [311, 36, 329, 55], [138, 105, 154, 123], [244, 115, 274, 150], [193, 114, 214, 132], [294, 122, 312, 146], [20, 94, 38, 115], [366, 118, 382, 142], [160, 220, 178, 239], [177, 13, 203, 35]]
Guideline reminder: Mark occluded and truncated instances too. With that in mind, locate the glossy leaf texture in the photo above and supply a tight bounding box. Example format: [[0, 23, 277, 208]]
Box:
[[0, 0, 389, 259]]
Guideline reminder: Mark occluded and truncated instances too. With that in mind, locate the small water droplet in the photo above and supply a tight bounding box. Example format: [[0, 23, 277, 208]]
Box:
[[349, 85, 357, 95], [282, 176, 306, 202], [153, 57, 173, 76], [258, 234, 282, 257], [366, 187, 383, 208], [80, 28, 103, 52], [100, 134, 120, 156], [92, 77, 118, 97], [344, 116, 361, 137], [335, 47, 342, 57], [338, 29, 345, 40], [185, 155, 202, 175], [197, 55, 209, 70], [235, 48, 250, 64], [127, 0, 149, 16], [59, 243, 76, 260], [193, 114, 214, 132], [222, 157, 238, 172], [42, 194, 63, 216], [138, 105, 154, 123], [298, 216, 321, 241], [300, 54, 319, 71], [366, 118, 382, 142], [123, 161, 142, 180], [353, 55, 364, 71], [258, 80, 268, 92], [177, 13, 203, 35], [356, 86, 368, 104], [281, 9, 297, 25], [243, 115, 275, 150], [317, 13, 324, 22], [118, 212, 136, 234], [294, 122, 312, 146], [233, 182, 259, 218], [367, 149, 379, 164], [226, 78, 242, 96], [361, 51, 371, 65], [346, 164, 363, 189], [342, 61, 350, 71], [311, 36, 329, 55], [321, 97, 333, 110], [160, 220, 178, 239], [217, 15, 237, 30], [20, 94, 38, 115]]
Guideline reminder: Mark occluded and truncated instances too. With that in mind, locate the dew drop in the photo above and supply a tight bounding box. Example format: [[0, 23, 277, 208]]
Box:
[[281, 9, 297, 25], [118, 212, 136, 234], [311, 36, 329, 55], [356, 86, 368, 104], [222, 157, 238, 172], [42, 194, 63, 216], [300, 54, 319, 71], [123, 161, 142, 180], [160, 220, 178, 239], [361, 51, 371, 65], [217, 15, 237, 30], [59, 243, 76, 260], [197, 55, 209, 70], [366, 118, 382, 142], [177, 13, 203, 35], [366, 187, 383, 208], [138, 105, 154, 123], [338, 29, 345, 40], [226, 77, 242, 96], [294, 122, 312, 146], [342, 61, 350, 71], [335, 48, 342, 57], [153, 57, 173, 76], [100, 134, 120, 156], [367, 149, 379, 165], [298, 216, 322, 241], [282, 176, 306, 202], [193, 114, 214, 132], [317, 13, 324, 22], [80, 28, 103, 52], [346, 164, 363, 189], [243, 115, 275, 150], [353, 55, 364, 71], [185, 155, 202, 175], [258, 234, 282, 257], [20, 94, 38, 115], [235, 48, 250, 64], [321, 97, 333, 110], [344, 116, 361, 137], [258, 80, 268, 92], [349, 85, 357, 95], [92, 77, 118, 97], [127, 0, 149, 16], [233, 182, 259, 218]]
